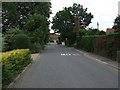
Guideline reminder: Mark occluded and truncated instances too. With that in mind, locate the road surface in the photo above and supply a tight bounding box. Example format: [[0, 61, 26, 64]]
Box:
[[15, 44, 118, 88]]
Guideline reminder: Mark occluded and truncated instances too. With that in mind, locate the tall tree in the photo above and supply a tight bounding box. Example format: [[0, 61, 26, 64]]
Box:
[[24, 14, 49, 44], [52, 3, 93, 45], [2, 2, 52, 33], [70, 3, 93, 28], [113, 15, 120, 32]]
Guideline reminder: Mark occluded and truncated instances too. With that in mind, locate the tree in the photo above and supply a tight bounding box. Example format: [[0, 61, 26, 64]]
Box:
[[2, 2, 52, 33], [113, 15, 120, 32], [24, 14, 49, 44], [52, 8, 75, 45], [52, 3, 93, 45], [70, 3, 93, 28]]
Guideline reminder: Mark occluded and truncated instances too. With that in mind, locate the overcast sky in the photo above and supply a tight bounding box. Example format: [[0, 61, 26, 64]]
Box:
[[50, 0, 119, 33]]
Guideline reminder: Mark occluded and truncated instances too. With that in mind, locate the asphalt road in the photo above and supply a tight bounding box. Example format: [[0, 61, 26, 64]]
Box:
[[14, 44, 118, 88]]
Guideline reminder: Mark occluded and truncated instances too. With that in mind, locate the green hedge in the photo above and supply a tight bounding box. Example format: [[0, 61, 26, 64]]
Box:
[[106, 33, 120, 60], [30, 43, 45, 53], [2, 49, 31, 87], [107, 32, 120, 37], [76, 33, 120, 61], [80, 35, 99, 52]]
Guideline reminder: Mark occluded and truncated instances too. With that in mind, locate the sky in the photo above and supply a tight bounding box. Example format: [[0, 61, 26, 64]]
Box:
[[50, 0, 119, 33]]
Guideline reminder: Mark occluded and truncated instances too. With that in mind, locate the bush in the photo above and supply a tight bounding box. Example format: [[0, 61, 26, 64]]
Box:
[[107, 48, 117, 60], [75, 36, 82, 48], [80, 35, 99, 52], [0, 33, 2, 52], [107, 32, 120, 37], [106, 39, 120, 60], [13, 34, 31, 49], [2, 49, 31, 87], [30, 43, 45, 53], [3, 28, 23, 51]]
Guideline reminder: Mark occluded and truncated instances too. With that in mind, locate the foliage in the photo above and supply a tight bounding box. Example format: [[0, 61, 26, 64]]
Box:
[[76, 32, 120, 60], [3, 14, 49, 52], [107, 32, 120, 37], [0, 33, 2, 52], [24, 14, 49, 44], [52, 8, 75, 44], [106, 40, 117, 60], [84, 28, 106, 35], [75, 36, 82, 48], [52, 3, 93, 46], [70, 3, 93, 28], [13, 34, 31, 49], [3, 28, 23, 51], [113, 15, 120, 32], [57, 35, 62, 44], [30, 43, 45, 53], [99, 30, 106, 35], [2, 49, 31, 87], [106, 33, 120, 60], [79, 29, 88, 36], [80, 35, 99, 52], [2, 2, 52, 33]]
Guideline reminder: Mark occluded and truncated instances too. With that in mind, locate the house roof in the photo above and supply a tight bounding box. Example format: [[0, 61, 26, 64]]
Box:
[[49, 35, 59, 40]]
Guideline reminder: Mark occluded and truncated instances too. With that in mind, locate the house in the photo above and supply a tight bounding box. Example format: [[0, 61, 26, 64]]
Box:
[[49, 34, 59, 43], [106, 28, 116, 33]]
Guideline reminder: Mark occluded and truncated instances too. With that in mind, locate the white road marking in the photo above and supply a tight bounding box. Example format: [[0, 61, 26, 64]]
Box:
[[61, 53, 79, 56]]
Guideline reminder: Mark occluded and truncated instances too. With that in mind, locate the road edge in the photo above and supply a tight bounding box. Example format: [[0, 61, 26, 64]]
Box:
[[74, 48, 119, 70]]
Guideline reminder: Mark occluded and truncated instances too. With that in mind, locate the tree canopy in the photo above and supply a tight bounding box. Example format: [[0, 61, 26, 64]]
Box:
[[2, 2, 52, 33], [52, 3, 93, 45], [2, 2, 51, 52], [113, 15, 120, 32]]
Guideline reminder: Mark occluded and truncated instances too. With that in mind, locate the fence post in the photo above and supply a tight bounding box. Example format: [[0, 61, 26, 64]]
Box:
[[116, 51, 120, 63]]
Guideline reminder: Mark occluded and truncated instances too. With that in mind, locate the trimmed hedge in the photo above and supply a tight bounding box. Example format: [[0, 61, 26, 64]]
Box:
[[2, 49, 31, 87], [76, 33, 120, 61], [107, 32, 120, 37], [80, 35, 99, 52]]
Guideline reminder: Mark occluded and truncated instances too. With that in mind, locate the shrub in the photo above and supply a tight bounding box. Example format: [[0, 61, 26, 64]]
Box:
[[13, 34, 31, 49], [30, 43, 45, 53], [106, 39, 119, 60], [0, 33, 2, 52], [3, 28, 23, 51], [107, 48, 117, 60], [107, 32, 120, 37], [2, 49, 31, 87], [75, 36, 82, 48], [80, 35, 99, 52]]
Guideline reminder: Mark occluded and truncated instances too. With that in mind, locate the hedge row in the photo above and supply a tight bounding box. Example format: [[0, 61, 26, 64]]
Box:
[[2, 49, 31, 87], [77, 35, 99, 52], [77, 33, 120, 61]]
